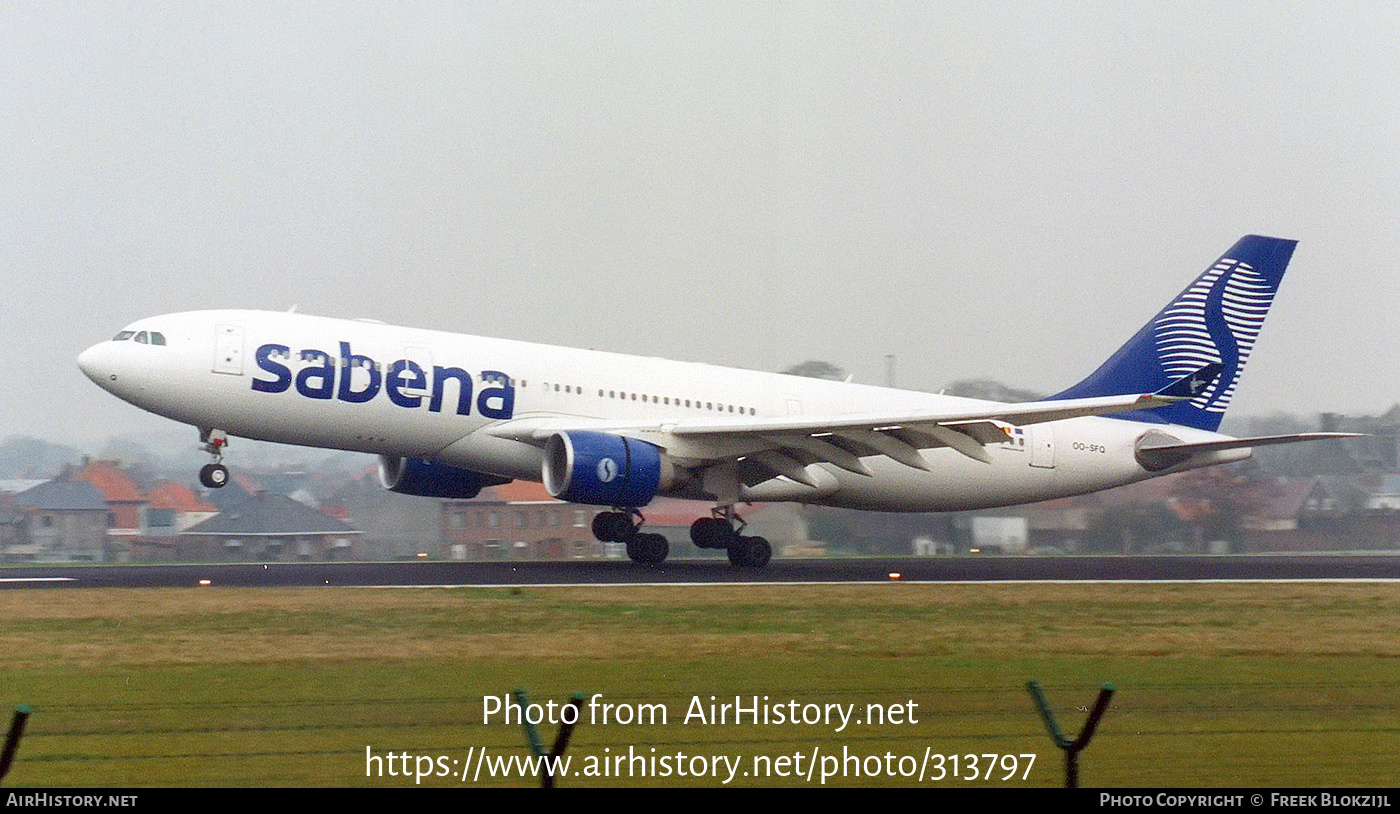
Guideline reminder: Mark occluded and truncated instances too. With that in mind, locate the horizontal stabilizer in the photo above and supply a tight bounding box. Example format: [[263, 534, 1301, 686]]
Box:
[[1136, 432, 1359, 471]]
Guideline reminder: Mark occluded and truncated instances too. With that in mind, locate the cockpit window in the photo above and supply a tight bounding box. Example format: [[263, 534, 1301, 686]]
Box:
[[111, 329, 166, 345]]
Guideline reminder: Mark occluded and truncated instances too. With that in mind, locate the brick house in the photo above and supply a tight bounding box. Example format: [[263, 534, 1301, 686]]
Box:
[[182, 491, 362, 561], [6, 479, 110, 562]]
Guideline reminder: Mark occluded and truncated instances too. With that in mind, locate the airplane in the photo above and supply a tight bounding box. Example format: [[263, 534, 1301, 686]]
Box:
[[77, 235, 1351, 567]]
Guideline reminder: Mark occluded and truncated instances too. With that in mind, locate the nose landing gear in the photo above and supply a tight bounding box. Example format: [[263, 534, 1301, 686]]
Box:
[[199, 463, 229, 489], [198, 428, 230, 489]]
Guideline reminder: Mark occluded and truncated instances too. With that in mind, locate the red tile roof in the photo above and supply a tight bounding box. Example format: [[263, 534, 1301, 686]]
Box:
[[74, 460, 143, 503], [478, 480, 558, 503], [146, 481, 217, 513]]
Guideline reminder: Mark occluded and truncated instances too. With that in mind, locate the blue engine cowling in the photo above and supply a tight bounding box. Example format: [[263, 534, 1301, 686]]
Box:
[[542, 431, 669, 507], [378, 455, 511, 499]]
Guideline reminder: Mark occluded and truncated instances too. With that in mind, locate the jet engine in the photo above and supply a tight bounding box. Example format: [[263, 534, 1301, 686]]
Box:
[[542, 431, 675, 507], [378, 455, 511, 499]]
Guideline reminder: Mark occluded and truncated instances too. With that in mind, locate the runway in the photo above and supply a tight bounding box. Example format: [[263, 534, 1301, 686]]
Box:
[[2, 553, 1399, 589]]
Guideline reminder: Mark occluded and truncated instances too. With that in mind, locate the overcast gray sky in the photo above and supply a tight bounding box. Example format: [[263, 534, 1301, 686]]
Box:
[[4, 2, 1398, 450]]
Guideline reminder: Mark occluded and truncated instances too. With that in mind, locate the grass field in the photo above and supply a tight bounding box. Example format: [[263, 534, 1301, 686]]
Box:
[[1, 581, 1397, 787]]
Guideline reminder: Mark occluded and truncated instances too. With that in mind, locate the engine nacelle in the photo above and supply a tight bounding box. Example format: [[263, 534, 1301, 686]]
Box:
[[542, 431, 673, 507], [378, 455, 511, 499]]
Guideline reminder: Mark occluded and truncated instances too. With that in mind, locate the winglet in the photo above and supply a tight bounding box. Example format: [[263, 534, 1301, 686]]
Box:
[[1154, 363, 1224, 401]]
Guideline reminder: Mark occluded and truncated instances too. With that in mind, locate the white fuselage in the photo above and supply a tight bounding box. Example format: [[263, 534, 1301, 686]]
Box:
[[77, 309, 1244, 512]]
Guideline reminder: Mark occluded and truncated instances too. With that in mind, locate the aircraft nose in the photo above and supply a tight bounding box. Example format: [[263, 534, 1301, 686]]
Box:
[[77, 342, 115, 387]]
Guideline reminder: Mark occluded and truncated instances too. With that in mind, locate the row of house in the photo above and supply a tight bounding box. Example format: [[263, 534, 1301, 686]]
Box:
[[823, 469, 1400, 557], [0, 457, 813, 564], [0, 460, 362, 563], [0, 459, 217, 562], [6, 465, 1398, 564]]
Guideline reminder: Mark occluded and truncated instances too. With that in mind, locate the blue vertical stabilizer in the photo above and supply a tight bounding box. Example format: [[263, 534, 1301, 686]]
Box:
[[1050, 235, 1297, 431]]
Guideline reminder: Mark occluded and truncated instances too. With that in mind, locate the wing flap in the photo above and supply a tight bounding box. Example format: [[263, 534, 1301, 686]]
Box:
[[746, 449, 822, 487], [832, 428, 932, 472], [766, 434, 875, 476]]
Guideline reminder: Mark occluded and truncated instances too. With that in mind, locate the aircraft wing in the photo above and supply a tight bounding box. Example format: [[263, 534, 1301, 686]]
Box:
[[485, 366, 1224, 488]]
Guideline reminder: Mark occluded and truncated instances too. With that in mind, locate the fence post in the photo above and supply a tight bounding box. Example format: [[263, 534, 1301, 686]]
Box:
[[1027, 681, 1114, 788], [0, 706, 31, 785], [513, 689, 585, 789]]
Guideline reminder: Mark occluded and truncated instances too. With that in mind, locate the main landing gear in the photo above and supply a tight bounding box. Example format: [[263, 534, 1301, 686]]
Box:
[[592, 509, 669, 565], [590, 507, 771, 568], [689, 508, 771, 568], [198, 428, 230, 489]]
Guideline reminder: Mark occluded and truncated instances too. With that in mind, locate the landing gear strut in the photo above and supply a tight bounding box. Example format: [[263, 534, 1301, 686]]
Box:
[[690, 507, 771, 568], [198, 428, 230, 489], [592, 508, 669, 565]]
